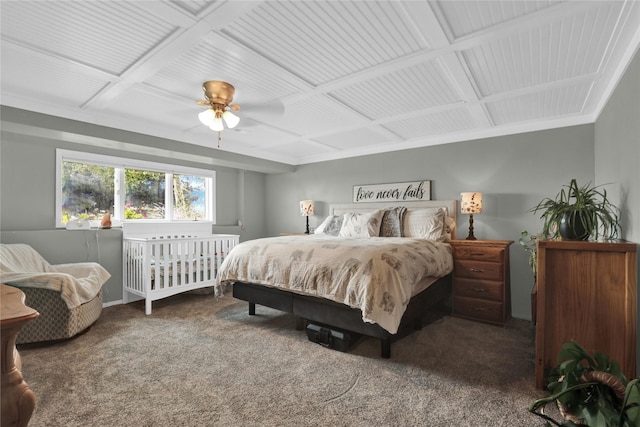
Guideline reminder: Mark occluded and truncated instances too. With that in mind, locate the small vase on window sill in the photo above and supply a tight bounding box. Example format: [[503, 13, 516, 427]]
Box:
[[100, 213, 112, 229]]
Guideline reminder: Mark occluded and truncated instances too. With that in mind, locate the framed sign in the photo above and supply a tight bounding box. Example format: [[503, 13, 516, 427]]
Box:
[[352, 180, 431, 203]]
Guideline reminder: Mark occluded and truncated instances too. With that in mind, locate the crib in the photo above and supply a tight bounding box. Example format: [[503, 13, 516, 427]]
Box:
[[123, 233, 239, 314]]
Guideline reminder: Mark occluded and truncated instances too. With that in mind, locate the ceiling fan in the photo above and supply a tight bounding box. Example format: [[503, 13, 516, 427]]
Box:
[[195, 80, 285, 148], [196, 80, 240, 147]]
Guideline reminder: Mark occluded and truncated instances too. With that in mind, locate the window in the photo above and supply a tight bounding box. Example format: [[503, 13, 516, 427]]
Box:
[[56, 150, 215, 227]]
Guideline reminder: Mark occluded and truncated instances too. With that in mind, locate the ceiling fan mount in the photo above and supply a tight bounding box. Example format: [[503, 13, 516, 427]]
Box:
[[195, 79, 285, 147], [197, 80, 240, 110]]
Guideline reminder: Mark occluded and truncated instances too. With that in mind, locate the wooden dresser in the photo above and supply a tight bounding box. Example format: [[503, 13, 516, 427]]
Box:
[[535, 240, 637, 389], [449, 240, 513, 326]]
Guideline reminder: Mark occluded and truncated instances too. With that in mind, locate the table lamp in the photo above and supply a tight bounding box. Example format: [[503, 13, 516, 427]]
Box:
[[460, 192, 483, 240], [299, 200, 314, 234]]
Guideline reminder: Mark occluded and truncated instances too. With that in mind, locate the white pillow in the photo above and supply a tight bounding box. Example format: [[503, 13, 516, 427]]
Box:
[[403, 207, 447, 241], [338, 210, 384, 238], [315, 215, 343, 236]]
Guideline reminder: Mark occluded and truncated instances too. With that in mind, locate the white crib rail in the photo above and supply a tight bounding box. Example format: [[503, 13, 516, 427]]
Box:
[[123, 233, 239, 314]]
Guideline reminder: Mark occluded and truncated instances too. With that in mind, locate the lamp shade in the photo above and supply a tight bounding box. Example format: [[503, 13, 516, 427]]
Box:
[[222, 110, 240, 128], [198, 108, 216, 126], [460, 192, 483, 214], [300, 200, 314, 216], [209, 116, 224, 132]]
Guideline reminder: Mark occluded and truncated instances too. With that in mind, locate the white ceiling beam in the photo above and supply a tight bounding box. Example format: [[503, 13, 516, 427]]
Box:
[[81, 1, 267, 109]]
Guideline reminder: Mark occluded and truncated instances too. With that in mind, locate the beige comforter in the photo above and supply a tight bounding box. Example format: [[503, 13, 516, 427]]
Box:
[[215, 235, 453, 334], [1, 243, 110, 309]]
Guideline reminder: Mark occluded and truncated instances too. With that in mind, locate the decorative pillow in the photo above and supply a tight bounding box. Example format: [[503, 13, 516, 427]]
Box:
[[315, 215, 343, 236], [443, 216, 456, 241], [403, 207, 447, 241], [379, 207, 407, 237], [338, 209, 384, 238]]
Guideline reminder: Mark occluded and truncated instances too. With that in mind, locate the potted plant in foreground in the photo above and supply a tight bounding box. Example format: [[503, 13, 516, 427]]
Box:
[[530, 179, 620, 240], [529, 341, 640, 426]]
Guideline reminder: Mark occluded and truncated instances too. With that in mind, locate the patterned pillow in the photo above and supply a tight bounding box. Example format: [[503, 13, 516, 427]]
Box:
[[379, 207, 407, 237], [315, 215, 343, 236], [338, 210, 384, 238], [403, 207, 447, 241]]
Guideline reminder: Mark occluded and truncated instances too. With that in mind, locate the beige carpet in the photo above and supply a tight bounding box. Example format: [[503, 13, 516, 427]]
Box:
[[19, 291, 546, 426]]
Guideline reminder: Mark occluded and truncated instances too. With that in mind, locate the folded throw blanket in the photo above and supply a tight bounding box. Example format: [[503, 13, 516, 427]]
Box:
[[0, 244, 110, 309]]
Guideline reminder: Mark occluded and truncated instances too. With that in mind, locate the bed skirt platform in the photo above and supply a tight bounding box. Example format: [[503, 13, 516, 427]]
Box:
[[231, 274, 452, 358]]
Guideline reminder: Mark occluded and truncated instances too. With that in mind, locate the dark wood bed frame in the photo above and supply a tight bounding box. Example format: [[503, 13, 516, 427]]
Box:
[[229, 200, 457, 358], [232, 274, 452, 358]]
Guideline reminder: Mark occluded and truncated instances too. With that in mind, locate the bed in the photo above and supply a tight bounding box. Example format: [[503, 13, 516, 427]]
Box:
[[214, 200, 456, 358], [123, 233, 239, 314]]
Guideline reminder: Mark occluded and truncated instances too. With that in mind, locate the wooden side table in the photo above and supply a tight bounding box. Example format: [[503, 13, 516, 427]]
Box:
[[449, 240, 513, 326], [1, 284, 39, 427]]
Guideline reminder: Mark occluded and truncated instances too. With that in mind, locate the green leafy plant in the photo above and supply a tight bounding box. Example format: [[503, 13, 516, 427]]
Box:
[[530, 179, 620, 240], [530, 341, 640, 426], [519, 230, 541, 277]]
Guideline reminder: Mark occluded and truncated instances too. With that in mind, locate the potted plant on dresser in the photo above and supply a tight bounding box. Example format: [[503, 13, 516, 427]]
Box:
[[530, 178, 620, 240]]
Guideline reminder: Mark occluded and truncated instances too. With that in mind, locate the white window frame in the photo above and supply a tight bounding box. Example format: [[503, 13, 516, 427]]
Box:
[[56, 149, 216, 228]]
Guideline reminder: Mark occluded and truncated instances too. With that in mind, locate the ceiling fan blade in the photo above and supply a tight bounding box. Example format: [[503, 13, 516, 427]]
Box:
[[242, 99, 284, 120]]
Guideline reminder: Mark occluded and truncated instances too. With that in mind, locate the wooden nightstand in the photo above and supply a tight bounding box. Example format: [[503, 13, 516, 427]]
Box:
[[449, 239, 513, 326]]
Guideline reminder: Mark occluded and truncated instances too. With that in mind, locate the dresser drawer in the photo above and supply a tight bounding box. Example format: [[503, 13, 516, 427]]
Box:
[[453, 277, 503, 302], [453, 296, 504, 324], [454, 260, 503, 281], [451, 246, 504, 262]]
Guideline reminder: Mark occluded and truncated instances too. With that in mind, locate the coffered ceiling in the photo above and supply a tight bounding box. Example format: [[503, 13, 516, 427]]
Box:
[[1, 1, 639, 165]]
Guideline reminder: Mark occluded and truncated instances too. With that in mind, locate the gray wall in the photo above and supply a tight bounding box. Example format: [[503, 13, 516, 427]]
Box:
[[0, 115, 273, 303], [594, 48, 640, 372], [1, 49, 637, 343], [265, 124, 595, 321]]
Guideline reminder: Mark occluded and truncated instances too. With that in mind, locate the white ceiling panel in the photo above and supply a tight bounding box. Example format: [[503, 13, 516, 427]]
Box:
[[252, 140, 338, 161], [223, 1, 430, 86], [434, 0, 561, 39], [96, 86, 198, 129], [146, 33, 308, 106], [486, 81, 593, 125], [384, 107, 478, 140], [1, 0, 638, 165], [0, 1, 178, 76], [463, 1, 626, 96], [272, 95, 370, 137], [314, 127, 396, 151], [0, 43, 109, 108], [169, 0, 217, 16], [330, 59, 462, 120]]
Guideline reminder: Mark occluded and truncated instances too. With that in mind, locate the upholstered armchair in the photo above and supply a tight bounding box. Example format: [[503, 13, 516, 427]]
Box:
[[0, 244, 110, 344]]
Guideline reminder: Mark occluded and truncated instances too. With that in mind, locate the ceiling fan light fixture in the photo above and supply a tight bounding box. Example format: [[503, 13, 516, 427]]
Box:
[[198, 108, 216, 127], [222, 110, 240, 128], [209, 116, 224, 132]]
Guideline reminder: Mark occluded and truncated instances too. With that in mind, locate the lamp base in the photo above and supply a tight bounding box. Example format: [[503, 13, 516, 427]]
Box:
[[305, 216, 310, 234], [466, 214, 477, 240]]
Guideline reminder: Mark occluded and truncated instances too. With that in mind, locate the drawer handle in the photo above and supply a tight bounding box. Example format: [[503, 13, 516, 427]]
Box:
[[468, 288, 487, 293], [469, 268, 485, 273], [470, 252, 485, 256], [473, 307, 490, 311]]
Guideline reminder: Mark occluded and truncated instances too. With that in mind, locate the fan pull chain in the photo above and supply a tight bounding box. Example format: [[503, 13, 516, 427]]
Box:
[[217, 131, 221, 148]]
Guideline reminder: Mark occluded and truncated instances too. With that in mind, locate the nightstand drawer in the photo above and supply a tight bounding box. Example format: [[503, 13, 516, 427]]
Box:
[[453, 296, 504, 324], [451, 246, 504, 262], [453, 277, 503, 302], [454, 260, 503, 281]]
